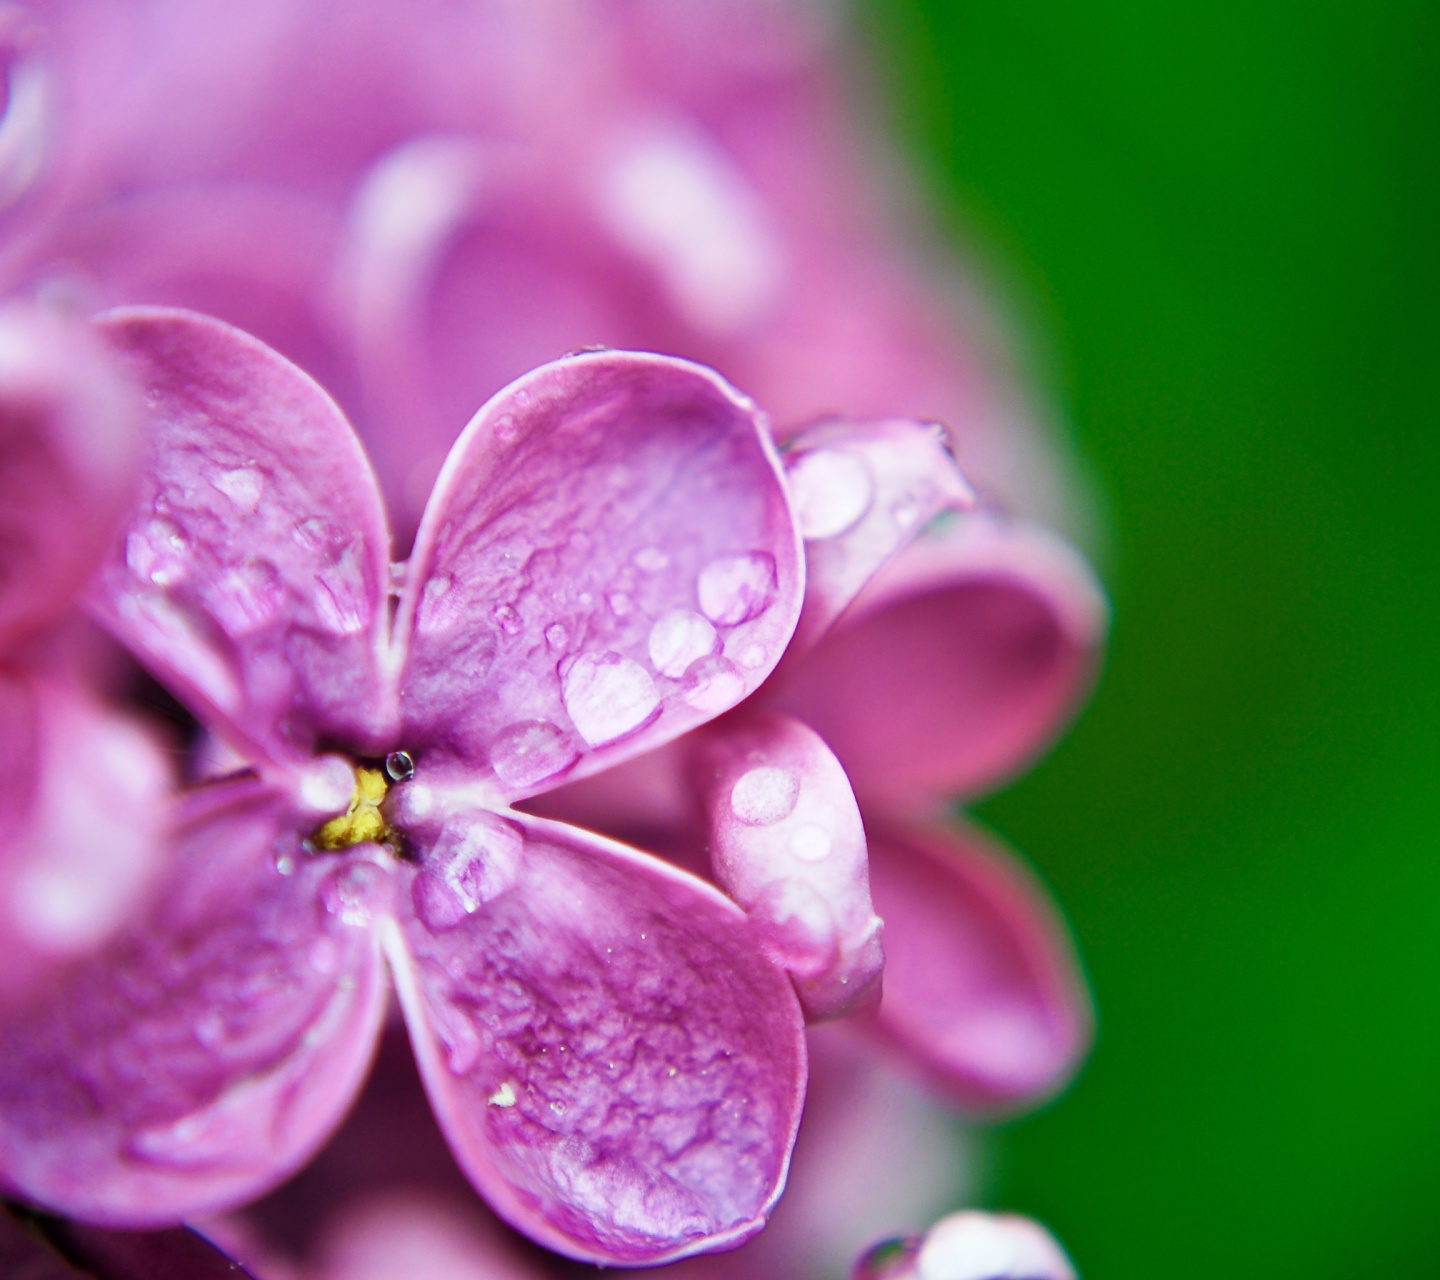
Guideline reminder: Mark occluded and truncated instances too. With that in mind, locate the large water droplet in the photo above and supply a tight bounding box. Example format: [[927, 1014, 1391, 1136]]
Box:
[[412, 814, 524, 932], [125, 517, 190, 587], [320, 861, 386, 927], [493, 601, 523, 635], [697, 552, 778, 626], [648, 608, 719, 678], [730, 766, 800, 826], [207, 558, 283, 635], [787, 448, 874, 539], [210, 466, 265, 513], [544, 622, 569, 652], [680, 655, 744, 714], [489, 720, 579, 789], [417, 572, 462, 633], [313, 540, 370, 634], [560, 651, 661, 746]]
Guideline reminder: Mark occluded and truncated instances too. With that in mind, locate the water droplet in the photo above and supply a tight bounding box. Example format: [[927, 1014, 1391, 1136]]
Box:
[[417, 572, 462, 633], [125, 517, 189, 586], [489, 1081, 518, 1107], [321, 861, 386, 927], [787, 449, 874, 539], [577, 590, 594, 607], [560, 651, 662, 746], [891, 493, 920, 528], [412, 814, 524, 932], [492, 602, 523, 635], [489, 720, 578, 789], [210, 466, 264, 513], [274, 853, 295, 876], [788, 823, 832, 861], [207, 558, 283, 635], [736, 642, 767, 670], [495, 413, 519, 442], [648, 608, 719, 677], [514, 388, 532, 408], [385, 750, 415, 782], [633, 545, 669, 572], [730, 766, 799, 826], [607, 591, 633, 617], [680, 655, 744, 714], [544, 622, 569, 651], [697, 552, 778, 626], [313, 540, 370, 634], [292, 516, 331, 550]]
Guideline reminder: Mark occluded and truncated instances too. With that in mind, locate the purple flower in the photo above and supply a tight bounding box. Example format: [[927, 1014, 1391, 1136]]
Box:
[[0, 308, 812, 1266], [854, 1210, 1076, 1280], [0, 300, 171, 1010]]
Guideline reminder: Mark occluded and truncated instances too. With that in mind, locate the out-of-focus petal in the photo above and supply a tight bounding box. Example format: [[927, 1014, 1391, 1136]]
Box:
[[384, 810, 806, 1266], [772, 509, 1106, 808], [0, 8, 50, 213], [87, 308, 396, 763], [854, 1210, 1076, 1280], [0, 302, 140, 650], [0, 779, 391, 1224], [779, 417, 972, 653], [866, 821, 1091, 1112], [396, 350, 803, 799], [0, 672, 171, 1011], [689, 711, 881, 1020]]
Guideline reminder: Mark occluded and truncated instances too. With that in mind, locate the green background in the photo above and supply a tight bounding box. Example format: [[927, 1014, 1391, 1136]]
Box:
[[857, 1, 1440, 1276]]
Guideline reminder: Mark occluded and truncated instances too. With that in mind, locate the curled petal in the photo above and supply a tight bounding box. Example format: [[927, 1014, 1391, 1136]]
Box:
[[772, 509, 1107, 807], [867, 821, 1091, 1112], [780, 417, 972, 654], [690, 712, 882, 1020], [0, 673, 172, 1011], [396, 351, 803, 799], [385, 811, 806, 1265], [88, 308, 395, 762], [0, 780, 391, 1224], [0, 302, 141, 650]]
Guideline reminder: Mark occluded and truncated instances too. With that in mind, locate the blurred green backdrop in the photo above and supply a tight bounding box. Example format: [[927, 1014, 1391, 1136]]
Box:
[[857, 1, 1440, 1276]]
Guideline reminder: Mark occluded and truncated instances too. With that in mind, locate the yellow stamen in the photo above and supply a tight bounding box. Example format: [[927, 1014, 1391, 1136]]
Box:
[[313, 765, 393, 851]]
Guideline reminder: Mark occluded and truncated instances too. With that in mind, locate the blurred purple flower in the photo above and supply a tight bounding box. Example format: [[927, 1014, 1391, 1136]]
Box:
[[854, 1210, 1076, 1280], [0, 308, 812, 1265], [0, 299, 171, 1010]]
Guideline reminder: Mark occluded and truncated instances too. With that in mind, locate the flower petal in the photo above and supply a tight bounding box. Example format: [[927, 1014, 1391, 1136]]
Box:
[[779, 416, 972, 654], [866, 821, 1091, 1112], [689, 711, 882, 1021], [771, 509, 1107, 807], [0, 673, 172, 1012], [87, 308, 396, 763], [0, 779, 391, 1224], [384, 811, 806, 1265], [395, 351, 803, 799], [0, 303, 141, 650]]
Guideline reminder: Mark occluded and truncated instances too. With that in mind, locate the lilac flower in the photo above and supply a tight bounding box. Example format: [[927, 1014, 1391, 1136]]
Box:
[[854, 1210, 1076, 1280], [0, 307, 812, 1266], [0, 300, 171, 1010]]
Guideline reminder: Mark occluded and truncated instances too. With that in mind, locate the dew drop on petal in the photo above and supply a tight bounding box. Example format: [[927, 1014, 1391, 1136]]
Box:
[[492, 602, 523, 635], [560, 651, 661, 746], [321, 861, 385, 928], [210, 466, 265, 513], [495, 413, 519, 442], [412, 815, 524, 933], [787, 448, 874, 539], [730, 766, 800, 826], [544, 622, 569, 652], [648, 608, 719, 678], [736, 641, 767, 669], [788, 823, 833, 861], [697, 551, 778, 625], [125, 517, 190, 587], [384, 750, 416, 782], [607, 591, 633, 617], [312, 541, 370, 634], [417, 572, 461, 633], [208, 558, 283, 635], [489, 720, 579, 789], [633, 545, 669, 572], [680, 655, 744, 714]]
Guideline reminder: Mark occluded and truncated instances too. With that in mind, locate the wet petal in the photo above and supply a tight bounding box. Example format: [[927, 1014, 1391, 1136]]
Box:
[[772, 509, 1106, 807], [0, 302, 141, 651], [779, 417, 971, 654], [866, 821, 1090, 1112], [87, 308, 395, 763], [0, 673, 172, 1011], [0, 779, 391, 1224], [396, 351, 803, 799], [690, 712, 882, 1021], [385, 811, 806, 1265]]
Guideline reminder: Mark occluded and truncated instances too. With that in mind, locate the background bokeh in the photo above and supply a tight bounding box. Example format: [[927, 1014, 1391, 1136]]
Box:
[[856, 1, 1440, 1276]]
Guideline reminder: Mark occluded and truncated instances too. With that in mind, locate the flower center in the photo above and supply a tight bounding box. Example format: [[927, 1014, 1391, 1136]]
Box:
[[310, 750, 415, 852]]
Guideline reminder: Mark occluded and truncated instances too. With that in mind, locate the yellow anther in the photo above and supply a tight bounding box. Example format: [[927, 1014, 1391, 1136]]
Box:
[[313, 765, 393, 851]]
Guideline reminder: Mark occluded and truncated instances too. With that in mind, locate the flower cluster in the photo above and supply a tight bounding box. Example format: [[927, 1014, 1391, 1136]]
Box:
[[0, 1, 1105, 1276]]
